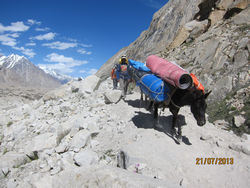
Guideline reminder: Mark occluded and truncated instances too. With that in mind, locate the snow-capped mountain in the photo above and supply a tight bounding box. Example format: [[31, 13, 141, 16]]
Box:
[[0, 54, 62, 88], [0, 54, 30, 69], [39, 67, 73, 84]]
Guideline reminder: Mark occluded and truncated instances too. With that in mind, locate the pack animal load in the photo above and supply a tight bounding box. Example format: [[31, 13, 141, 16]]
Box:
[[128, 59, 172, 102], [146, 55, 193, 89], [140, 74, 172, 102], [128, 59, 151, 84]]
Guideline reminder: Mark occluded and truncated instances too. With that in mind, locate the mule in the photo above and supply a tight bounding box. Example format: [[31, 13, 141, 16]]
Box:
[[128, 65, 211, 142], [148, 87, 211, 141]]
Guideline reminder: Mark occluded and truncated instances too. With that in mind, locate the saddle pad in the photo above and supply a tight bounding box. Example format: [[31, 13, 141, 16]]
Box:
[[139, 74, 172, 102]]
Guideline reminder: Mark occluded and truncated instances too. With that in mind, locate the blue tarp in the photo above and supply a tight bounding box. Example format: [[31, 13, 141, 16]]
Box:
[[128, 59, 151, 72], [139, 74, 172, 102]]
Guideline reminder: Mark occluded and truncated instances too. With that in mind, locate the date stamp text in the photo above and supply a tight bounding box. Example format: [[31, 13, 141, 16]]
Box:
[[196, 158, 234, 165]]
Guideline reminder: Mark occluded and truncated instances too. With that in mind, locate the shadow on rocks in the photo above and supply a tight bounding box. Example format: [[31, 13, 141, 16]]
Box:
[[125, 99, 150, 109], [131, 111, 192, 145]]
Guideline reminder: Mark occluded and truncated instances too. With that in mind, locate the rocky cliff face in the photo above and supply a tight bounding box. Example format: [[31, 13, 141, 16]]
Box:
[[96, 0, 249, 129], [161, 6, 249, 125]]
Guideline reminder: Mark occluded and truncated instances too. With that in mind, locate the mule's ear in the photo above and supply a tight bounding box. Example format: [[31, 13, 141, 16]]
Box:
[[204, 90, 212, 99]]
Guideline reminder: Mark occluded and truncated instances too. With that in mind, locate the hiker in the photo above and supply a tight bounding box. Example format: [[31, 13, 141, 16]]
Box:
[[111, 65, 118, 89], [116, 55, 131, 98]]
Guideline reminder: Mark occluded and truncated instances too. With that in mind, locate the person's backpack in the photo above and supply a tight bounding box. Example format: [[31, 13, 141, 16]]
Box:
[[120, 64, 128, 73], [111, 68, 116, 79]]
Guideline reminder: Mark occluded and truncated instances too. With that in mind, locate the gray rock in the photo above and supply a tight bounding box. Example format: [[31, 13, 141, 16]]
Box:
[[229, 143, 250, 155], [238, 37, 249, 49], [233, 115, 245, 127], [73, 149, 98, 167], [104, 90, 122, 104], [187, 20, 209, 39], [90, 140, 99, 148], [233, 50, 249, 69], [214, 120, 229, 127], [194, 39, 220, 67], [43, 86, 68, 102], [78, 75, 100, 94], [70, 129, 91, 151], [200, 134, 213, 141], [0, 151, 30, 169], [50, 165, 62, 175], [24, 133, 57, 153], [209, 9, 225, 26], [232, 7, 250, 25], [55, 143, 69, 154]]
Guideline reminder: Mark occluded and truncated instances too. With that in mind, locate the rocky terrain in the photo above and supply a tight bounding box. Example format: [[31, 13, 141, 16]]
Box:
[[0, 76, 250, 188]]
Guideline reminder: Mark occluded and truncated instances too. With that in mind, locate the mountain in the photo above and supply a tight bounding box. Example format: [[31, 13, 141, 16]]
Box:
[[0, 54, 62, 89], [39, 67, 73, 84], [96, 0, 249, 128]]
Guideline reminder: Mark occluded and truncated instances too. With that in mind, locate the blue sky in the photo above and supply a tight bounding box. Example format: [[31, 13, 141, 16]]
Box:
[[0, 0, 168, 78]]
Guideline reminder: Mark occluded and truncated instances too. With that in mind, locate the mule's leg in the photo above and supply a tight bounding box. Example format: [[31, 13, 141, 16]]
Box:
[[169, 106, 180, 137], [140, 89, 143, 109], [145, 95, 148, 107], [153, 103, 159, 128], [147, 100, 153, 111]]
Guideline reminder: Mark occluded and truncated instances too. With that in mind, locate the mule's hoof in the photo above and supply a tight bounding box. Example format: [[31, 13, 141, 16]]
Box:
[[176, 135, 182, 143]]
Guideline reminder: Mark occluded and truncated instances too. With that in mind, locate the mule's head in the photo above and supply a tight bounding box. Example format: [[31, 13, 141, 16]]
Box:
[[190, 90, 211, 126]]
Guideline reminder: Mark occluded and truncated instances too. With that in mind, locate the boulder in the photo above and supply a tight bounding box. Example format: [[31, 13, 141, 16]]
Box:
[[24, 133, 57, 153], [42, 86, 69, 102], [238, 37, 249, 49], [0, 151, 30, 169], [229, 143, 250, 155], [69, 129, 91, 152], [169, 27, 190, 49], [170, 20, 208, 48], [232, 7, 250, 25], [209, 10, 226, 26], [233, 115, 245, 127], [217, 0, 234, 10], [104, 90, 122, 104], [233, 50, 249, 69], [78, 75, 100, 94], [73, 149, 98, 167], [229, 0, 249, 9]]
